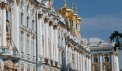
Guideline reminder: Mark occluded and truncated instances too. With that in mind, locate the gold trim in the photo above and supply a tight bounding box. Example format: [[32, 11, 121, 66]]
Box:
[[92, 63, 100, 71]]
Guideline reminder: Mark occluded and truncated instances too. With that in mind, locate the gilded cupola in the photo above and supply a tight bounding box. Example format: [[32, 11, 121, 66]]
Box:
[[59, 0, 81, 24], [59, 0, 73, 19], [59, 0, 82, 36]]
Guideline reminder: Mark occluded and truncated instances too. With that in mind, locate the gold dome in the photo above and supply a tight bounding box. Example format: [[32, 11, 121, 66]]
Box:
[[59, 7, 73, 19], [65, 8, 73, 18]]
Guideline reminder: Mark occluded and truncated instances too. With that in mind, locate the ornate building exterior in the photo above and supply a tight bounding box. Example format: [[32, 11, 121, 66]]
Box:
[[87, 38, 120, 71], [0, 0, 120, 71]]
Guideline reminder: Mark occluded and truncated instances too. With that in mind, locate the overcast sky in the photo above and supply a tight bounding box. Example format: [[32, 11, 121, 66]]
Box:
[[54, 0, 122, 69]]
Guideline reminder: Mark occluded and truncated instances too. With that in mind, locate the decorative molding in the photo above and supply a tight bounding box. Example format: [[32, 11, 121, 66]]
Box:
[[26, 28, 31, 36], [38, 14, 43, 19], [32, 31, 36, 39], [20, 25, 25, 33]]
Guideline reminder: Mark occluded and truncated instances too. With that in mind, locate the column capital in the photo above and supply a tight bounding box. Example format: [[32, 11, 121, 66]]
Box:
[[111, 51, 118, 56], [38, 14, 43, 19], [0, 2, 9, 10], [13, 0, 20, 6], [49, 21, 53, 26], [113, 51, 118, 56], [44, 17, 49, 23]]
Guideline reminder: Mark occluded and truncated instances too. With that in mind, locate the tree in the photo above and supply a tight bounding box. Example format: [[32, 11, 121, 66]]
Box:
[[109, 31, 122, 50]]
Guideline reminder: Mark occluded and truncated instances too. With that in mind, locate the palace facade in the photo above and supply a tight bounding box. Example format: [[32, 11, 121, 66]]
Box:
[[0, 0, 120, 71]]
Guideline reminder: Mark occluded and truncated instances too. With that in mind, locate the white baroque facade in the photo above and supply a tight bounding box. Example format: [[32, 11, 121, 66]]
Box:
[[0, 0, 120, 71]]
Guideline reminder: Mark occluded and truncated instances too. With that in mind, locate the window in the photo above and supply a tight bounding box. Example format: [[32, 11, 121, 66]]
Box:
[[94, 57, 98, 63], [27, 17, 29, 28], [6, 24, 9, 33], [72, 54, 74, 65], [94, 65, 99, 71], [70, 21, 73, 28], [32, 20, 34, 30], [20, 32, 24, 52], [62, 51, 65, 65], [105, 57, 109, 62], [13, 50, 16, 55], [27, 37, 30, 54], [6, 11, 9, 21], [21, 13, 23, 25]]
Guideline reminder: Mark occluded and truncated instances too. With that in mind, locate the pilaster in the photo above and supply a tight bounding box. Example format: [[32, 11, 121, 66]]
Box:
[[45, 21, 49, 58], [12, 2, 20, 52]]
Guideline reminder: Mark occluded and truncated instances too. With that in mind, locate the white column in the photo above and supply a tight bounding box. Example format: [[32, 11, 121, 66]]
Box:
[[82, 55, 85, 71], [48, 25, 51, 60], [65, 45, 68, 66], [75, 51, 77, 70], [77, 51, 78, 70], [86, 56, 88, 71], [100, 54, 103, 71], [45, 23, 49, 58], [78, 52, 80, 71], [70, 46, 74, 69], [41, 20, 44, 57], [40, 20, 43, 57], [29, 36, 31, 55], [55, 29, 58, 62], [44, 23, 46, 58], [80, 54, 82, 71], [37, 18, 42, 60], [54, 28, 56, 61], [115, 55, 119, 71], [111, 54, 114, 71], [89, 56, 91, 71], [53, 28, 56, 61], [0, 8, 2, 46], [13, 4, 20, 51], [51, 25, 54, 60], [1, 4, 7, 47]]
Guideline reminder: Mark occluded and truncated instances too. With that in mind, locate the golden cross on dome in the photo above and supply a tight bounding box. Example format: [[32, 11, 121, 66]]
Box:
[[71, 0, 74, 10], [64, 0, 67, 8], [76, 0, 78, 14]]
